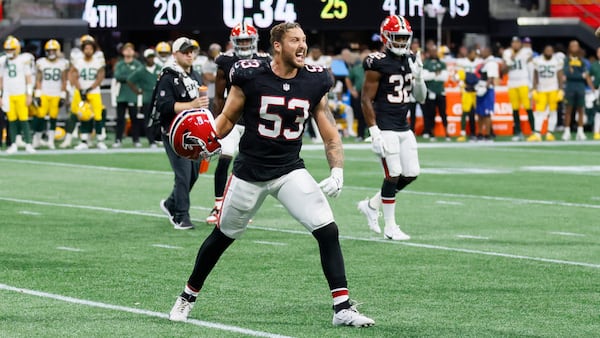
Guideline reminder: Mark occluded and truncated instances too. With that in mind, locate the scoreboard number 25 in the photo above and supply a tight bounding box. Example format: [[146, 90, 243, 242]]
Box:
[[320, 0, 348, 20]]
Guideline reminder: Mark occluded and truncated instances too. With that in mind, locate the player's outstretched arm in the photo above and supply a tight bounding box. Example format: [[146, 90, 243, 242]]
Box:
[[216, 84, 245, 139], [314, 94, 344, 198], [314, 94, 343, 170]]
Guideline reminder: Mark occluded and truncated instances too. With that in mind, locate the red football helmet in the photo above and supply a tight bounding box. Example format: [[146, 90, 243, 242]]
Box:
[[169, 108, 221, 160], [380, 15, 413, 56], [230, 22, 258, 57]]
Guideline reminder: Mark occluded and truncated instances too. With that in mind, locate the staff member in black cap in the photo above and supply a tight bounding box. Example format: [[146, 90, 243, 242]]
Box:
[[155, 37, 208, 230]]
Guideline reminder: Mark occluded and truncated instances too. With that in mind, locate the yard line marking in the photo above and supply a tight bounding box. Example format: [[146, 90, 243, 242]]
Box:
[[456, 235, 489, 240], [19, 210, 41, 215], [398, 190, 600, 210], [4, 158, 600, 210], [0, 283, 291, 338], [436, 200, 464, 206], [254, 226, 600, 269], [591, 197, 600, 201], [56, 246, 84, 252], [3, 197, 600, 269], [549, 232, 586, 237], [253, 240, 288, 246], [190, 205, 212, 211], [152, 244, 183, 249], [0, 158, 178, 177]]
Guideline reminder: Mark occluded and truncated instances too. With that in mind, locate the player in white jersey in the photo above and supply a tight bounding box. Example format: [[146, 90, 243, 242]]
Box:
[[190, 39, 208, 76], [0, 36, 35, 154], [68, 35, 106, 150], [455, 47, 483, 141], [32, 39, 69, 149], [528, 45, 564, 142], [503, 37, 534, 141]]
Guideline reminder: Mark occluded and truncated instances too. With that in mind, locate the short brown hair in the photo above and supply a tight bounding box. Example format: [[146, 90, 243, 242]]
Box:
[[269, 22, 302, 47]]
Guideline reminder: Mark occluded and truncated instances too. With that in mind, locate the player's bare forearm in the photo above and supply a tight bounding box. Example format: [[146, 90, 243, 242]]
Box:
[[314, 95, 344, 169], [361, 71, 379, 127], [216, 85, 244, 138], [90, 68, 105, 90], [324, 136, 344, 169]]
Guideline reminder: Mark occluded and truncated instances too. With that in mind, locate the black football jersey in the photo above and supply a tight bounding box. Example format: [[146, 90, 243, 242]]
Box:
[[363, 50, 416, 131], [230, 60, 333, 181], [215, 52, 272, 91]]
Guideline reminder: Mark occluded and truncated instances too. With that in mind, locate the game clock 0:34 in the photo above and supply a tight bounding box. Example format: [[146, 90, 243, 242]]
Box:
[[85, 0, 488, 31]]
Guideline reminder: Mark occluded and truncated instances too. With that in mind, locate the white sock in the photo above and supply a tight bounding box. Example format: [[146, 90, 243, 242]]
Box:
[[594, 112, 600, 134], [577, 126, 584, 134], [548, 111, 557, 132], [331, 288, 349, 306], [215, 197, 224, 209], [80, 133, 89, 142], [184, 284, 199, 297], [369, 191, 381, 210], [533, 111, 546, 133], [382, 197, 396, 227]]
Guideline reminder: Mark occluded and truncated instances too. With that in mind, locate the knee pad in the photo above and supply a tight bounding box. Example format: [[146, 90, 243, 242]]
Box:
[[396, 175, 417, 191]]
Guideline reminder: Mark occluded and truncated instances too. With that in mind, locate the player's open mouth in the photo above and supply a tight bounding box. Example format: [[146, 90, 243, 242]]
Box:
[[295, 52, 305, 61]]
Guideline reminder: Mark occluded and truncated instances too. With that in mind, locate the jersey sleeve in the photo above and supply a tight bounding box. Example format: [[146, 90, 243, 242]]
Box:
[[230, 59, 268, 88], [363, 53, 380, 72]]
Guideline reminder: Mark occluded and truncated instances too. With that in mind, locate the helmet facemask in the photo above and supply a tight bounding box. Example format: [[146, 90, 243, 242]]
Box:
[[384, 31, 412, 56], [232, 36, 257, 58]]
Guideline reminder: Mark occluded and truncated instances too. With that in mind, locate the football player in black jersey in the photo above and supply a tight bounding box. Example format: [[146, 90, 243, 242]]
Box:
[[206, 22, 272, 225], [357, 15, 427, 241], [169, 22, 374, 327]]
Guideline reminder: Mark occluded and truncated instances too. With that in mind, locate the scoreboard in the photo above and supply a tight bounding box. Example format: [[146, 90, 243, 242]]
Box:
[[86, 0, 489, 32]]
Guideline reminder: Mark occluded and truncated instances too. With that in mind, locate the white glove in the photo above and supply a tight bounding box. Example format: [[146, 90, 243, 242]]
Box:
[[369, 125, 387, 157], [318, 167, 343, 198], [408, 50, 423, 81], [475, 83, 488, 97]]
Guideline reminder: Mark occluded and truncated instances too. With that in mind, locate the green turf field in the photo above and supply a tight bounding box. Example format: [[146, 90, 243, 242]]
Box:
[[1, 141, 599, 337]]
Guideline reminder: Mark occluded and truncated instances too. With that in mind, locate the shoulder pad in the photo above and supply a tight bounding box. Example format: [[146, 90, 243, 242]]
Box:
[[230, 59, 269, 86], [301, 65, 334, 90], [254, 52, 272, 60], [364, 52, 387, 71], [216, 52, 237, 67]]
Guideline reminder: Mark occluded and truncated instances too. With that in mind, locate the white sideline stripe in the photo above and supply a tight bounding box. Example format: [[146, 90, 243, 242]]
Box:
[[2, 197, 599, 270], [5, 155, 600, 209], [549, 232, 586, 237], [56, 246, 84, 252], [254, 226, 600, 269], [456, 235, 489, 240], [0, 158, 178, 177], [400, 190, 600, 210], [436, 200, 464, 206], [19, 210, 41, 215], [0, 283, 291, 338], [152, 244, 183, 249], [253, 240, 288, 246]]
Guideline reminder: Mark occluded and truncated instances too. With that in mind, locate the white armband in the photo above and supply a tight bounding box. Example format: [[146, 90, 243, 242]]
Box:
[[34, 89, 42, 97], [26, 84, 34, 96], [60, 91, 67, 99]]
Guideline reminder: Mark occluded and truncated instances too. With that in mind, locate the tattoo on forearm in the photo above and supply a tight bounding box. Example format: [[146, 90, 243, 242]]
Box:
[[325, 139, 344, 169], [322, 105, 337, 126]]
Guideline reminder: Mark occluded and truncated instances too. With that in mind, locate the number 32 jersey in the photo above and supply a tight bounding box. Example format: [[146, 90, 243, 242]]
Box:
[[230, 59, 333, 182], [36, 57, 69, 96], [364, 51, 416, 132]]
